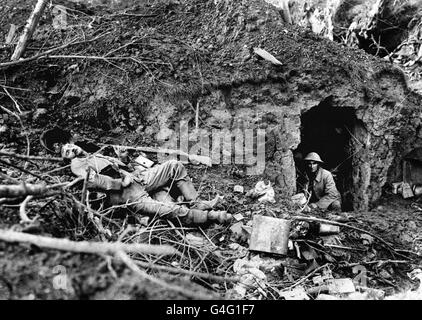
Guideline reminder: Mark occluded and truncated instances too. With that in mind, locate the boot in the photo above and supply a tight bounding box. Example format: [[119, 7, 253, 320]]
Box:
[[207, 210, 233, 224], [182, 209, 208, 224], [176, 179, 198, 201], [191, 195, 223, 210]]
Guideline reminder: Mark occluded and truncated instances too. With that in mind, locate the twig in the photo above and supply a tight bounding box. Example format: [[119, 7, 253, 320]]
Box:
[[198, 226, 217, 248], [339, 260, 409, 267], [0, 104, 31, 164], [395, 249, 422, 257], [0, 172, 20, 184], [0, 229, 178, 256], [186, 100, 211, 129], [47, 54, 118, 61], [80, 167, 91, 206], [134, 259, 239, 283], [324, 244, 366, 252], [280, 263, 331, 291], [0, 32, 110, 69], [47, 179, 80, 190], [103, 38, 140, 58], [155, 238, 211, 254], [292, 215, 410, 260], [195, 101, 199, 131], [0, 104, 19, 119], [44, 164, 71, 175], [0, 151, 63, 162], [3, 87, 22, 114], [0, 84, 31, 92], [19, 195, 33, 223], [107, 13, 158, 18], [116, 251, 216, 300]]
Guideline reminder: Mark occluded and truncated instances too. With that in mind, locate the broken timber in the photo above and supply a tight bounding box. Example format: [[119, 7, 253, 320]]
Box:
[[0, 229, 178, 256], [11, 0, 49, 61]]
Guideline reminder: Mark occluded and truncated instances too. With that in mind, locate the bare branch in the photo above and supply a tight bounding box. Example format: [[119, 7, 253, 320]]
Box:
[[0, 33, 110, 70], [2, 87, 22, 114], [116, 251, 216, 299], [11, 0, 49, 61], [0, 229, 178, 256]]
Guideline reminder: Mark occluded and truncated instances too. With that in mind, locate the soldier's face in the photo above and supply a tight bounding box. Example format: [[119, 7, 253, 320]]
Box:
[[306, 161, 319, 173], [61, 144, 83, 159]]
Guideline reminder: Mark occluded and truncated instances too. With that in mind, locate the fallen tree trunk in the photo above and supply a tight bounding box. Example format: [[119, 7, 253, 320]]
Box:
[[0, 183, 47, 198], [0, 229, 178, 256], [11, 0, 49, 61]]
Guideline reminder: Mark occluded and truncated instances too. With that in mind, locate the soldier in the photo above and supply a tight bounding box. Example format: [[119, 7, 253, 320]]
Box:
[[60, 142, 232, 225], [298, 152, 342, 211]]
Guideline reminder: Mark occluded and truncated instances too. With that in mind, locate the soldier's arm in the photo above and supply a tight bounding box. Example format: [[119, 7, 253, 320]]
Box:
[[315, 172, 339, 209]]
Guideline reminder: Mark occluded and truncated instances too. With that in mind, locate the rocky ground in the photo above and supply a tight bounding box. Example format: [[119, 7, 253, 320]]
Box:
[[0, 0, 422, 300]]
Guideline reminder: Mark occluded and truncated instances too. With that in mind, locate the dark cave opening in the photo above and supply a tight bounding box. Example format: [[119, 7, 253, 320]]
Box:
[[293, 99, 358, 211]]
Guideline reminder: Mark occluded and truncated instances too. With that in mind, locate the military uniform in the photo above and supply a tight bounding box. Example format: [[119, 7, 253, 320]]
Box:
[[299, 167, 341, 210], [70, 155, 229, 224]]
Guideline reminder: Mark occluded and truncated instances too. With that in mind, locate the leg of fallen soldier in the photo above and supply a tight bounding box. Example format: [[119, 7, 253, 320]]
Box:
[[141, 160, 198, 201], [141, 160, 187, 191], [132, 198, 209, 224], [109, 181, 206, 224]]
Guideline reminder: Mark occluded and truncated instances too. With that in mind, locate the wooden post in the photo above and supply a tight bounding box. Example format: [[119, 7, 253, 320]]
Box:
[[11, 0, 49, 61], [280, 0, 292, 24], [5, 24, 17, 44]]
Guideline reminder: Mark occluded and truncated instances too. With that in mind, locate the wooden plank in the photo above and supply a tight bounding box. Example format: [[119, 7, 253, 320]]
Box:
[[11, 0, 49, 61], [249, 215, 290, 255], [5, 24, 17, 44]]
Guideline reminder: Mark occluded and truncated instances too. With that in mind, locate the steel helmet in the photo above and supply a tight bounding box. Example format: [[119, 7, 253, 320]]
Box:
[[40, 127, 72, 154], [304, 152, 324, 163]]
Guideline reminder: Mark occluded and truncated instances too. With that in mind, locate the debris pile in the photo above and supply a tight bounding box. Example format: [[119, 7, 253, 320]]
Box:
[[1, 140, 422, 300]]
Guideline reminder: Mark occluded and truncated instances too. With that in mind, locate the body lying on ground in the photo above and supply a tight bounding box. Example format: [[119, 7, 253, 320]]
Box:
[[61, 143, 232, 225]]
